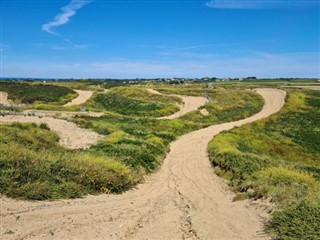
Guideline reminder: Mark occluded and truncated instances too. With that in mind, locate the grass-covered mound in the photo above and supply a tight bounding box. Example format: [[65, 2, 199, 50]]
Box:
[[0, 81, 76, 104], [75, 86, 263, 173], [0, 123, 134, 200], [208, 89, 320, 239], [84, 87, 181, 117]]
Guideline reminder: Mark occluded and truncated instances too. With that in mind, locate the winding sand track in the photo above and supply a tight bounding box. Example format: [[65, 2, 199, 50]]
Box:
[[0, 88, 286, 240], [147, 89, 208, 119], [64, 90, 94, 107], [0, 116, 103, 149]]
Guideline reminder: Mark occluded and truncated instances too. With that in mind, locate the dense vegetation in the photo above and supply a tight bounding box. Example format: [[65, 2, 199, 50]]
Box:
[[0, 81, 76, 104], [84, 87, 181, 117], [208, 89, 320, 239], [0, 123, 134, 200]]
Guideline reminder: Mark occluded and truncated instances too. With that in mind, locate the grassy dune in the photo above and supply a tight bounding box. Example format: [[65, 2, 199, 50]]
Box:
[[208, 89, 320, 239], [75, 86, 263, 173], [0, 123, 134, 200], [84, 87, 181, 117], [0, 81, 76, 104]]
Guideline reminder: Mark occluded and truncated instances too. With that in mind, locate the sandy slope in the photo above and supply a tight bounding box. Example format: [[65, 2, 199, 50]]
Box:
[[147, 89, 208, 119], [0, 92, 10, 105], [0, 88, 286, 240], [0, 116, 103, 149], [64, 90, 94, 107]]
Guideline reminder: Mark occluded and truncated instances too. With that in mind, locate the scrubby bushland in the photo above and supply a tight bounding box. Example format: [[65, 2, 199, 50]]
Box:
[[208, 89, 320, 239], [0, 81, 76, 104], [0, 123, 134, 200]]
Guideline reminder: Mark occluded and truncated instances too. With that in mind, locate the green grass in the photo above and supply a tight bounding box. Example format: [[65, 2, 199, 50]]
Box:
[[207, 88, 320, 239], [0, 81, 76, 104], [83, 87, 181, 117], [0, 123, 135, 200]]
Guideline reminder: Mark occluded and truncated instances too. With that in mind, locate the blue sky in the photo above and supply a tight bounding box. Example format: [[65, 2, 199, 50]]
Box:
[[1, 0, 319, 78]]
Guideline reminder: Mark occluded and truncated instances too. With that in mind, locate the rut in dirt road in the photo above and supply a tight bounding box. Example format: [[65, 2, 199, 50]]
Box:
[[0, 89, 286, 240]]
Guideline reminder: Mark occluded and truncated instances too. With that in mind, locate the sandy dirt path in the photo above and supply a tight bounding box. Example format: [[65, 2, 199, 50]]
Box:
[[0, 116, 103, 149], [0, 92, 10, 105], [147, 89, 208, 119], [64, 90, 94, 107], [0, 88, 286, 240]]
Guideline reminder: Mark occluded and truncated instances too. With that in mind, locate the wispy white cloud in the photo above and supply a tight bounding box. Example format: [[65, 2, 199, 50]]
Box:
[[42, 0, 92, 34], [206, 0, 319, 9]]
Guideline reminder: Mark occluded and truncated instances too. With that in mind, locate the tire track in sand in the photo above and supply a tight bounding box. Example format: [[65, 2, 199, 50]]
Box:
[[0, 88, 286, 240]]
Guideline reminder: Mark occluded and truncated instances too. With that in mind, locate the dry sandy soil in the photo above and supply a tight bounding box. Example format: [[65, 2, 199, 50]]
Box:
[[0, 92, 10, 105], [0, 89, 102, 149], [0, 88, 286, 240], [147, 89, 208, 119], [0, 115, 103, 149], [63, 90, 94, 107]]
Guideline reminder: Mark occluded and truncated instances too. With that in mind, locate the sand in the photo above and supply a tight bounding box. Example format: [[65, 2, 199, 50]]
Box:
[[146, 89, 208, 119], [0, 88, 286, 240], [64, 90, 94, 107], [0, 92, 10, 105], [0, 116, 103, 149]]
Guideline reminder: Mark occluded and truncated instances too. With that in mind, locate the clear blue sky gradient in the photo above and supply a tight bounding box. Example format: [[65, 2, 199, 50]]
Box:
[[1, 0, 320, 78]]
